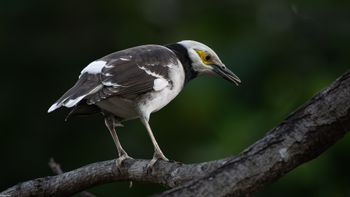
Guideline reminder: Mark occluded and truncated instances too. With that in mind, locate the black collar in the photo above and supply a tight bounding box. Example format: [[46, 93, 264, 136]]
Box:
[[165, 43, 198, 84]]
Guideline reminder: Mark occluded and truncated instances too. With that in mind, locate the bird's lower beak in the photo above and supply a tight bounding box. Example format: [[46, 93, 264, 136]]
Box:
[[213, 65, 241, 86]]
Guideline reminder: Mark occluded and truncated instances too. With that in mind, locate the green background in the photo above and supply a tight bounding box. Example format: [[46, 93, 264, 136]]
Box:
[[1, 0, 349, 196]]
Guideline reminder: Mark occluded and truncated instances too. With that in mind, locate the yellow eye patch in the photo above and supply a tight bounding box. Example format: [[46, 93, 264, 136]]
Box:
[[195, 49, 211, 64]]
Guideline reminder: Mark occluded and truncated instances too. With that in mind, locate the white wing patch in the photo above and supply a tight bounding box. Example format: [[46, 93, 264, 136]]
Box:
[[153, 78, 169, 91], [138, 66, 164, 78], [120, 57, 131, 61], [64, 95, 86, 107], [138, 66, 169, 91], [103, 81, 122, 87], [103, 72, 113, 77], [80, 60, 106, 77]]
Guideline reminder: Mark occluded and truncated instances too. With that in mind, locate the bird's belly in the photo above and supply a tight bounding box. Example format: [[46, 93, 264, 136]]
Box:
[[96, 97, 138, 120]]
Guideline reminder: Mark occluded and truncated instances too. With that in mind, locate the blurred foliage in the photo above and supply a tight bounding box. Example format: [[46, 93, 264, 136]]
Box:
[[0, 0, 349, 196]]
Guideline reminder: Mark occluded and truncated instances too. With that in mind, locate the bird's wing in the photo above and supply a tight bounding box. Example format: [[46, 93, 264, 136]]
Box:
[[48, 45, 179, 112], [88, 45, 178, 103]]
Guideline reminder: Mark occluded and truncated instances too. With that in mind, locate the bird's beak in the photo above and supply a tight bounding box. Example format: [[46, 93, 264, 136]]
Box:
[[213, 64, 241, 86]]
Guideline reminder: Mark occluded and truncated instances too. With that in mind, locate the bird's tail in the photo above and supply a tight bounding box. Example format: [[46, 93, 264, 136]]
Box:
[[48, 74, 102, 113]]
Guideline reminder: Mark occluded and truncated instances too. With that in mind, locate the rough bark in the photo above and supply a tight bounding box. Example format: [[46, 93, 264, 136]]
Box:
[[1, 70, 350, 197], [1, 159, 228, 197], [48, 158, 97, 197]]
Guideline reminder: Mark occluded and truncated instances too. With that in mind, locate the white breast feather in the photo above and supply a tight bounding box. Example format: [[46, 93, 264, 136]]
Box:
[[138, 60, 185, 118]]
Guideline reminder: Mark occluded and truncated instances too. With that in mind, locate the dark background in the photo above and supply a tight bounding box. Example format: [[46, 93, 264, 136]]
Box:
[[1, 0, 350, 196]]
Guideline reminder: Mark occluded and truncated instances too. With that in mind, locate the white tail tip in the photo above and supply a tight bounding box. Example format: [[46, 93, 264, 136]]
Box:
[[48, 103, 59, 113]]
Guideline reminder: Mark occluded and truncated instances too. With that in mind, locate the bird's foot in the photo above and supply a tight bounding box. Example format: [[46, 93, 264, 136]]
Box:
[[146, 152, 169, 171], [115, 153, 133, 168]]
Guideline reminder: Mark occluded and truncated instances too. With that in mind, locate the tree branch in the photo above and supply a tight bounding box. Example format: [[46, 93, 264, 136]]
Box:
[[1, 70, 350, 197], [48, 158, 97, 197], [1, 158, 229, 197], [155, 70, 350, 197]]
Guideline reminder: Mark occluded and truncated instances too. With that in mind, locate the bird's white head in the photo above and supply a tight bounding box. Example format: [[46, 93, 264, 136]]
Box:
[[178, 40, 241, 85]]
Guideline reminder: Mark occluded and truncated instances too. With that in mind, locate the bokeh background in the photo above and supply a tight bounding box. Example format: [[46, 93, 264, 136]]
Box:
[[1, 0, 350, 196]]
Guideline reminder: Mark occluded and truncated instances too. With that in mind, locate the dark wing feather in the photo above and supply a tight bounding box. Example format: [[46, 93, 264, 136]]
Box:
[[48, 74, 101, 112], [88, 45, 178, 103], [103, 59, 155, 96]]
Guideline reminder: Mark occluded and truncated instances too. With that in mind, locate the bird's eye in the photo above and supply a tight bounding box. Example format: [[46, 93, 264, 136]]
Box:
[[195, 49, 211, 64], [205, 55, 211, 61]]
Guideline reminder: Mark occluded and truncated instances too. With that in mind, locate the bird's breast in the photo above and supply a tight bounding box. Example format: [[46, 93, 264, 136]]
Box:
[[137, 60, 185, 116]]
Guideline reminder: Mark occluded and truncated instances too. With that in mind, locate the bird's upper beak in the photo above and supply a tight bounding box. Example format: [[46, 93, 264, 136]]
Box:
[[212, 64, 241, 86]]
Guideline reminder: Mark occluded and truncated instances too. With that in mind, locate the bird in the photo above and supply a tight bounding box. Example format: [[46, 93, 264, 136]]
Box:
[[48, 40, 241, 168]]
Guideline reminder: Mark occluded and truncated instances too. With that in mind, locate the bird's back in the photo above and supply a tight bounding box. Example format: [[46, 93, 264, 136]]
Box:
[[49, 44, 185, 120]]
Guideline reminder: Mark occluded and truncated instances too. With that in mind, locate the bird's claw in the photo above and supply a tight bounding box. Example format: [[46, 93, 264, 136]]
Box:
[[115, 154, 133, 168], [146, 153, 169, 171]]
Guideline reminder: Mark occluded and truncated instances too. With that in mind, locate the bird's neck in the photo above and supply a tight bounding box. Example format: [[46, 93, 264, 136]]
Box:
[[165, 43, 198, 84]]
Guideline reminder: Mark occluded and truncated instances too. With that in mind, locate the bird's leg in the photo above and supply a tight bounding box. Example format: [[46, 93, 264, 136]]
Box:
[[104, 116, 132, 167], [140, 117, 168, 168]]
